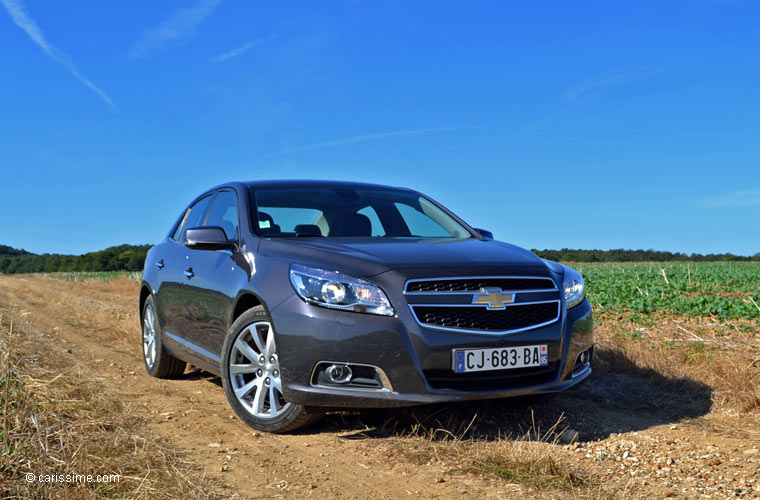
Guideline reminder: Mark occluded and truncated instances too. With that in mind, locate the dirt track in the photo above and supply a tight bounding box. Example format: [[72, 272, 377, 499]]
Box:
[[1, 275, 759, 499]]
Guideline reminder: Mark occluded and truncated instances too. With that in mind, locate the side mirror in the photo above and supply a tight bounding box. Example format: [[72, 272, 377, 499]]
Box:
[[473, 228, 494, 240], [184, 226, 237, 251]]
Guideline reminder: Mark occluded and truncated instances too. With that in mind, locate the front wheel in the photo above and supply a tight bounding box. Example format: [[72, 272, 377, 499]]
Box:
[[221, 306, 322, 433]]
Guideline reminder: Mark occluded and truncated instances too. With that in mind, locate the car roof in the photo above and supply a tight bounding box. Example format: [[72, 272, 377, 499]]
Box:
[[240, 179, 414, 191], [190, 180, 418, 207]]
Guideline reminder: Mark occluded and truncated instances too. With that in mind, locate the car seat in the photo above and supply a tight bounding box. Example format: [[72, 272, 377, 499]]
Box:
[[331, 213, 372, 237]]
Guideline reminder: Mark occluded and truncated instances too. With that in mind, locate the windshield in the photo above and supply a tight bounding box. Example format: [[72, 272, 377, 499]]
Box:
[[249, 186, 473, 238]]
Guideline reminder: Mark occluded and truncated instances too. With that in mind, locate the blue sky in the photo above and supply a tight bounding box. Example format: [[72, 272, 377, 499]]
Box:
[[1, 0, 758, 256]]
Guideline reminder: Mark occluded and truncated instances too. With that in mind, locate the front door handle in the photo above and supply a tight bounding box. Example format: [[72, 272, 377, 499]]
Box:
[[155, 259, 165, 270], [183, 268, 194, 278]]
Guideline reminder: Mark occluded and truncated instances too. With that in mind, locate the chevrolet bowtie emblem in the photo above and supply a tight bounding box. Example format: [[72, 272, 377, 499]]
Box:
[[472, 288, 515, 310]]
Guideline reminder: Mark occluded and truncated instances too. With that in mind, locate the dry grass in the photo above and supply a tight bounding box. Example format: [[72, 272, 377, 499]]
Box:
[[380, 412, 595, 495], [29, 274, 141, 347], [40, 271, 143, 283], [0, 314, 224, 500], [594, 315, 760, 412], [376, 315, 759, 496]]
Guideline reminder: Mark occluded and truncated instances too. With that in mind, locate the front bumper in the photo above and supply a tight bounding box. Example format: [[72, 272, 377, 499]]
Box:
[[270, 288, 594, 408]]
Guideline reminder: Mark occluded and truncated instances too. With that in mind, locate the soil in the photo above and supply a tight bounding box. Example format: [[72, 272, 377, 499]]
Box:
[[1, 274, 758, 499]]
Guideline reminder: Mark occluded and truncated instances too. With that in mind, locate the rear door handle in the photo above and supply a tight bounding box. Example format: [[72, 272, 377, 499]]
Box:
[[183, 268, 194, 278], [155, 259, 165, 270]]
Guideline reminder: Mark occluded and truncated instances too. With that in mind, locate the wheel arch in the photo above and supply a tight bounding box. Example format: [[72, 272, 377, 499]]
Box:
[[139, 282, 153, 324], [230, 291, 265, 327]]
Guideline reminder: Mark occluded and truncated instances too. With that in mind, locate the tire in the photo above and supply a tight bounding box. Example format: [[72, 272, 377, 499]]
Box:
[[221, 306, 322, 433], [141, 295, 186, 378]]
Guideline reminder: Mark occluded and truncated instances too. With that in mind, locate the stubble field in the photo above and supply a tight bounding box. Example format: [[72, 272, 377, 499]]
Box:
[[1, 262, 759, 499]]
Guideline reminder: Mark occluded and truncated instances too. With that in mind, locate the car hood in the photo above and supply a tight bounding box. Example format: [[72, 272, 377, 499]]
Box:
[[257, 237, 548, 277]]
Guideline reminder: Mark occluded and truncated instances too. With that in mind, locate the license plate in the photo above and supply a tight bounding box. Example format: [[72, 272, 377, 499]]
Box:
[[452, 345, 548, 373]]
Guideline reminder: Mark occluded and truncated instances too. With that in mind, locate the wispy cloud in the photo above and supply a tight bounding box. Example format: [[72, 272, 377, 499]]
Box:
[[128, 0, 220, 58], [511, 68, 664, 138], [212, 33, 278, 62], [0, 0, 116, 110], [704, 189, 760, 208], [563, 68, 662, 101], [264, 127, 475, 158]]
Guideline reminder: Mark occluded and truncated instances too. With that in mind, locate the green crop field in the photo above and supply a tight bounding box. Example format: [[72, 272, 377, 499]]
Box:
[[38, 263, 760, 324], [574, 262, 760, 322]]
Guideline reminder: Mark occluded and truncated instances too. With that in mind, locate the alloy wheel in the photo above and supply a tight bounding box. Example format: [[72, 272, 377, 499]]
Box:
[[142, 303, 157, 369], [228, 321, 290, 419]]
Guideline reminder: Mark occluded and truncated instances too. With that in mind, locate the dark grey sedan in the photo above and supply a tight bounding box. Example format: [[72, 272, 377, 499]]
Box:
[[139, 180, 593, 432]]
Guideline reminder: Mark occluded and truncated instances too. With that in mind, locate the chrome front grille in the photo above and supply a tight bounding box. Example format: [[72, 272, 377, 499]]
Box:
[[404, 276, 557, 294], [405, 276, 561, 335]]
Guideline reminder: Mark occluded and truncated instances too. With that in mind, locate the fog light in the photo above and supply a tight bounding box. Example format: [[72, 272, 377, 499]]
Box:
[[326, 364, 352, 384], [571, 349, 592, 379], [579, 350, 589, 364]]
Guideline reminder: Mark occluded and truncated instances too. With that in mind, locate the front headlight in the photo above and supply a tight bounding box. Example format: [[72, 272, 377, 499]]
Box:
[[562, 266, 585, 310], [289, 264, 395, 316]]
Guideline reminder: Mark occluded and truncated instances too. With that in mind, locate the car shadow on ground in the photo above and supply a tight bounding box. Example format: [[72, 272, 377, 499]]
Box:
[[180, 369, 223, 387], [301, 348, 713, 443]]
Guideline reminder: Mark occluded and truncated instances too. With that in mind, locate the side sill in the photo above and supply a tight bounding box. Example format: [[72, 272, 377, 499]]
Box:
[[163, 331, 222, 375]]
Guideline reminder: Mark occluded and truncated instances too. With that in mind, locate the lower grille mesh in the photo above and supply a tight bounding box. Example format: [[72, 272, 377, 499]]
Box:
[[424, 363, 558, 390]]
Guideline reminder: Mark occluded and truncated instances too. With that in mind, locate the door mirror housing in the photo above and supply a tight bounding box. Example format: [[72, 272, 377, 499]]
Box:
[[184, 226, 237, 251], [473, 228, 494, 240]]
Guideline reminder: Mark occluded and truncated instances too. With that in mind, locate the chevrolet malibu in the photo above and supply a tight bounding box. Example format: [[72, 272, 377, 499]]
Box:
[[139, 180, 593, 432]]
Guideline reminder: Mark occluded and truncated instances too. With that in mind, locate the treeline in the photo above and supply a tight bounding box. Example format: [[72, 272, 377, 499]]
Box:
[[1, 244, 758, 274], [533, 248, 760, 263], [0, 244, 151, 274]]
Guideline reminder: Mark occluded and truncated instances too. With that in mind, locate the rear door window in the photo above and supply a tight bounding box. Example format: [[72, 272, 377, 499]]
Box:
[[257, 207, 324, 233]]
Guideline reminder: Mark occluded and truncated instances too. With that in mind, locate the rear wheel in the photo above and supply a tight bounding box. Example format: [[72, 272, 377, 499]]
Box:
[[142, 295, 186, 378], [221, 306, 322, 433]]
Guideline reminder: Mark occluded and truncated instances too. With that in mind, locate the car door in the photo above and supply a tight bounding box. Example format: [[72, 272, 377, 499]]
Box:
[[162, 193, 214, 342], [150, 235, 186, 339], [182, 189, 247, 359]]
